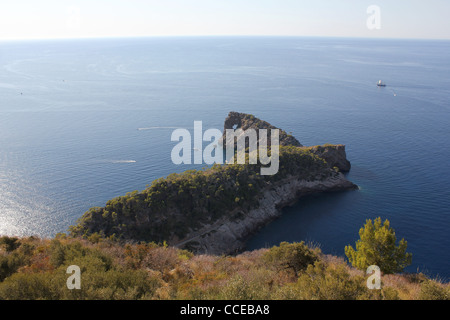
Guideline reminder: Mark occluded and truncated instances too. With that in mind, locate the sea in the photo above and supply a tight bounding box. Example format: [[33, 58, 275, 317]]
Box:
[[0, 36, 449, 279]]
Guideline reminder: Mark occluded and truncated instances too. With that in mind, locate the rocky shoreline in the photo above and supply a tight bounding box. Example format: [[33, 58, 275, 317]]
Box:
[[174, 171, 357, 255]]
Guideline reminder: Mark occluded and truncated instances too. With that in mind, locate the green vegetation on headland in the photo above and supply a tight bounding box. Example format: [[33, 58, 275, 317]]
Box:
[[0, 223, 448, 300], [69, 145, 337, 244]]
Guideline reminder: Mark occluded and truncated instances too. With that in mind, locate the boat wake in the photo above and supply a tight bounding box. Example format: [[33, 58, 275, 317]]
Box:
[[138, 127, 183, 131], [99, 160, 137, 164]]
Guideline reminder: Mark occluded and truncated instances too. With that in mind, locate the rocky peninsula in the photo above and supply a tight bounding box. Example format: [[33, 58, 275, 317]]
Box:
[[69, 112, 357, 254]]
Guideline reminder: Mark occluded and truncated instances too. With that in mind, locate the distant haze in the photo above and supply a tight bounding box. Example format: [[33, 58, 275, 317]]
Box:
[[1, 0, 449, 40]]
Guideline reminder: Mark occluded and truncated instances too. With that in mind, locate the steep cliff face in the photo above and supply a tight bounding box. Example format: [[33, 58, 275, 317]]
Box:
[[174, 172, 356, 254], [307, 144, 351, 172]]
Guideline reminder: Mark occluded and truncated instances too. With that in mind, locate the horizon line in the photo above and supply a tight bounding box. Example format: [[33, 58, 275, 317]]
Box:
[[1, 34, 450, 42]]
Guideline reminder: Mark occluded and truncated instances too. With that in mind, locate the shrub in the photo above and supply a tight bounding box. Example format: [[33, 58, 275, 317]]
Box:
[[219, 275, 266, 300], [67, 269, 161, 300], [0, 241, 34, 282], [0, 272, 62, 300], [418, 280, 449, 300], [143, 247, 181, 273], [295, 261, 369, 300], [0, 266, 162, 300], [263, 241, 319, 276], [0, 236, 20, 252], [382, 287, 401, 300]]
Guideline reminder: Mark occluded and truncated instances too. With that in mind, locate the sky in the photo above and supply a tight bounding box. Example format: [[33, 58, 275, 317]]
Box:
[[0, 0, 449, 40]]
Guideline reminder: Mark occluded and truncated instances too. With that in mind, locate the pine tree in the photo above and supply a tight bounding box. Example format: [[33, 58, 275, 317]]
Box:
[[345, 217, 412, 274]]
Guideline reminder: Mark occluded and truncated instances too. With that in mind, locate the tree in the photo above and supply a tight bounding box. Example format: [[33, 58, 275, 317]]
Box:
[[263, 241, 319, 276], [345, 217, 412, 274]]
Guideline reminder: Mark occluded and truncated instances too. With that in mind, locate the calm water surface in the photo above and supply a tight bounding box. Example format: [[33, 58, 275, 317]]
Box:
[[0, 37, 449, 278]]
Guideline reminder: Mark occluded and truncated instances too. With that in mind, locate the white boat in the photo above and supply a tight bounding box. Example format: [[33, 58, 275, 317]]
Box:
[[377, 80, 386, 87]]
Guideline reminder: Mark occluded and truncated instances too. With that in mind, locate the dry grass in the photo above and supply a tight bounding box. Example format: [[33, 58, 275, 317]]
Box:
[[0, 236, 448, 300]]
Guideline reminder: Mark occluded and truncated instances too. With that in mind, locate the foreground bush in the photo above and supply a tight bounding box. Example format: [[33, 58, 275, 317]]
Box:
[[295, 261, 369, 300], [263, 241, 319, 276], [0, 236, 447, 300], [418, 280, 449, 300]]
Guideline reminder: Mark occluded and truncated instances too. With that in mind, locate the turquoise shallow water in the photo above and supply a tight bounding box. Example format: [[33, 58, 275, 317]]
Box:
[[0, 37, 449, 279]]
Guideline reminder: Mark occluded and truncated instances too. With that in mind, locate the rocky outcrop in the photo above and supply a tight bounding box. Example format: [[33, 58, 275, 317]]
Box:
[[174, 172, 357, 254], [307, 144, 351, 172], [221, 111, 302, 148]]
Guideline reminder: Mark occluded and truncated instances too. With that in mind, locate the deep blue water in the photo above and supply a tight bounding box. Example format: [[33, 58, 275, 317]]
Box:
[[0, 37, 449, 279]]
